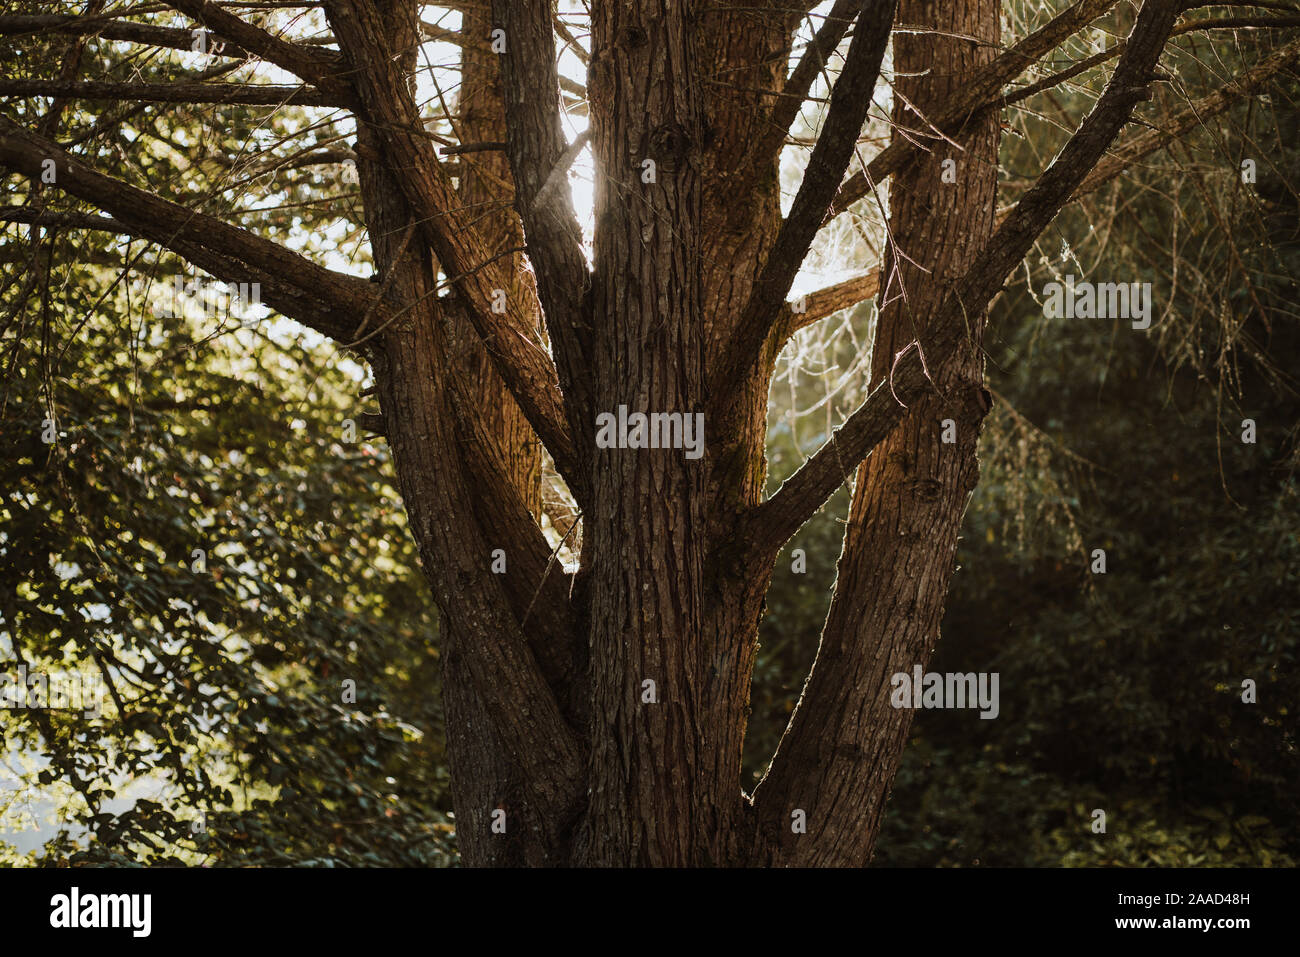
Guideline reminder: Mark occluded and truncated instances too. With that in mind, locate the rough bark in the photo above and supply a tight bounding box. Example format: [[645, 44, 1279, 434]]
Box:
[[332, 0, 581, 867], [576, 0, 715, 866]]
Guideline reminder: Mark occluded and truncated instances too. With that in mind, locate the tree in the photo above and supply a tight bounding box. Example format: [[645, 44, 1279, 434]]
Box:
[[1, 0, 1296, 866]]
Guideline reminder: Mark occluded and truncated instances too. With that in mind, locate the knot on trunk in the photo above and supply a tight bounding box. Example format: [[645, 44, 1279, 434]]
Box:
[[648, 123, 693, 173]]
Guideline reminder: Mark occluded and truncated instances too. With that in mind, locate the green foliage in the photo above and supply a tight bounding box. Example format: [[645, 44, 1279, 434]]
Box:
[[1, 9, 461, 865], [0, 249, 455, 866]]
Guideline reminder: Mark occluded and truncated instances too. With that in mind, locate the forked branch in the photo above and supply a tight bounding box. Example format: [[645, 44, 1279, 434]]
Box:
[[738, 0, 1182, 564], [708, 0, 897, 409]]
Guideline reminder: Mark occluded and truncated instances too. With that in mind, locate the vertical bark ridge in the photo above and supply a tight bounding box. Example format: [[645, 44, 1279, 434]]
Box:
[[580, 0, 715, 866]]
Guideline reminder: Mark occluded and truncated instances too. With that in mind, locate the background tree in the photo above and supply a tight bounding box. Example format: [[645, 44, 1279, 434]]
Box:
[[1, 0, 1296, 866]]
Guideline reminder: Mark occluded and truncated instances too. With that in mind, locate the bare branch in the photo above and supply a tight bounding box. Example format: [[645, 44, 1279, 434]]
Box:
[[708, 0, 896, 410], [490, 0, 593, 438], [738, 0, 1183, 563]]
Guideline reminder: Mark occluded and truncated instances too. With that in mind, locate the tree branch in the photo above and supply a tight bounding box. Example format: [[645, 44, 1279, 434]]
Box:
[[828, 7, 1300, 221], [420, 19, 460, 45], [441, 322, 583, 720], [747, 0, 1185, 864], [0, 13, 251, 57], [761, 33, 1300, 351], [708, 0, 897, 409], [1073, 31, 1300, 199], [758, 0, 863, 162], [0, 78, 345, 107], [167, 0, 351, 96], [737, 0, 1182, 563], [769, 270, 881, 354], [1001, 14, 1300, 109], [490, 0, 593, 443], [324, 0, 580, 488], [0, 115, 376, 342], [826, 0, 1120, 219], [0, 207, 131, 233]]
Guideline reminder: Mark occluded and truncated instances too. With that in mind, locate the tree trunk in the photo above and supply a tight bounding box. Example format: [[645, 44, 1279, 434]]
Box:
[[318, 0, 1178, 867], [748, 0, 1002, 866], [335, 0, 578, 866]]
